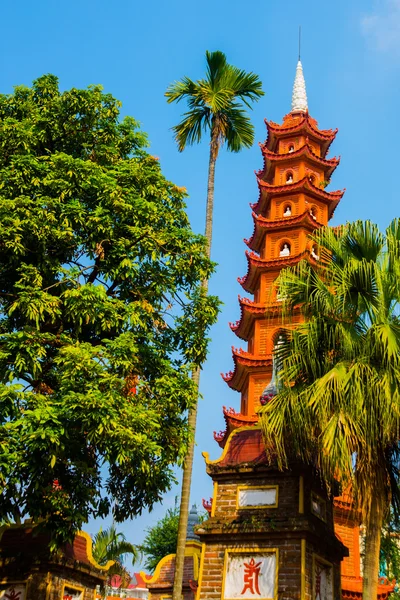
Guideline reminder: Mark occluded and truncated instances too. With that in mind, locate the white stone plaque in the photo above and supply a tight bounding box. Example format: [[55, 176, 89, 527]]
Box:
[[314, 560, 333, 600], [0, 585, 26, 600], [223, 551, 277, 600], [238, 487, 277, 508]]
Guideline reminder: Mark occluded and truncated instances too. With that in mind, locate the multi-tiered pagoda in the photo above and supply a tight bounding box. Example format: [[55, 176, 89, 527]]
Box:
[[143, 60, 395, 600], [216, 61, 343, 446]]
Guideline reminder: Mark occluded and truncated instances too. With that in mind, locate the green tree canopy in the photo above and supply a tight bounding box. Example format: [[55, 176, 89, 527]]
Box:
[[139, 499, 205, 572], [0, 75, 219, 546], [260, 220, 400, 600], [140, 500, 180, 572]]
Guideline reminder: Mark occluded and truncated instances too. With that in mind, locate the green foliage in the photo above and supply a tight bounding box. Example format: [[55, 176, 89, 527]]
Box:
[[140, 500, 180, 572], [165, 50, 264, 158], [0, 75, 220, 546], [139, 500, 206, 572], [92, 523, 138, 588], [380, 514, 400, 581], [261, 220, 400, 515], [260, 220, 400, 597]]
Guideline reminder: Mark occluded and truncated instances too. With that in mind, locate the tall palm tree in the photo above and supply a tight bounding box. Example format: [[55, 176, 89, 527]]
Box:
[[260, 220, 400, 600], [92, 523, 139, 593], [166, 50, 264, 600]]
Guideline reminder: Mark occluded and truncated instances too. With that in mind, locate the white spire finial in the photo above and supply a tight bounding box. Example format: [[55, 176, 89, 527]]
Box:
[[291, 60, 308, 113]]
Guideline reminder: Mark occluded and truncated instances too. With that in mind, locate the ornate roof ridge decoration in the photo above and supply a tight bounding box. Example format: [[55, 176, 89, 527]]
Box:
[[213, 407, 259, 448], [229, 296, 281, 329], [221, 347, 273, 390], [251, 175, 345, 219], [291, 60, 308, 112], [341, 575, 395, 600], [238, 249, 318, 294], [266, 114, 337, 139], [230, 296, 300, 341], [259, 142, 340, 168], [140, 540, 202, 586], [223, 405, 258, 421], [245, 209, 323, 253], [0, 525, 114, 574], [256, 174, 344, 198], [202, 497, 212, 514], [263, 114, 338, 159], [203, 425, 266, 469]]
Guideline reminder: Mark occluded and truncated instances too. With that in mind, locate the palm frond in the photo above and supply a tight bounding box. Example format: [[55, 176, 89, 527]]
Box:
[[165, 77, 200, 104], [223, 104, 255, 151], [172, 107, 210, 151], [225, 67, 265, 108], [205, 50, 228, 87], [261, 219, 400, 523]]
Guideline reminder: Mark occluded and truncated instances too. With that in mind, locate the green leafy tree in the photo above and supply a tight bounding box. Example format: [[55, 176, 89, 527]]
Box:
[[166, 50, 264, 600], [0, 75, 220, 546], [140, 501, 180, 572], [92, 523, 138, 589], [139, 500, 206, 572], [260, 220, 400, 600]]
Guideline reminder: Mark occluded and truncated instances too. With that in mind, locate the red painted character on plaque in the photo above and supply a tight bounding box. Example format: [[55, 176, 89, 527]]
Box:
[[241, 558, 262, 595]]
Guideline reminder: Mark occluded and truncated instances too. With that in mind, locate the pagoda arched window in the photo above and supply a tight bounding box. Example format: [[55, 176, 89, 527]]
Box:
[[283, 204, 292, 217], [309, 174, 315, 184], [310, 205, 318, 221], [279, 242, 291, 257], [285, 171, 293, 184], [288, 144, 294, 153]]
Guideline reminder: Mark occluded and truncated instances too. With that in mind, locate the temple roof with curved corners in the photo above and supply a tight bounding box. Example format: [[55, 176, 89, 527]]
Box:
[[238, 249, 315, 295], [252, 176, 345, 219], [140, 540, 201, 588], [245, 209, 323, 254], [0, 526, 113, 575], [230, 296, 301, 342], [258, 143, 340, 182], [204, 426, 269, 471], [264, 114, 337, 158], [213, 406, 258, 448], [341, 576, 395, 600], [221, 347, 272, 392]]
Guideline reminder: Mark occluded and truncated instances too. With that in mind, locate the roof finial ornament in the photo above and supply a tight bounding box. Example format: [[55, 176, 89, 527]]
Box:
[[291, 27, 308, 114]]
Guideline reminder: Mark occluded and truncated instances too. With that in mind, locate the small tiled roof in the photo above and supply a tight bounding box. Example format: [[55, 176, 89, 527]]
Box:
[[0, 525, 112, 574]]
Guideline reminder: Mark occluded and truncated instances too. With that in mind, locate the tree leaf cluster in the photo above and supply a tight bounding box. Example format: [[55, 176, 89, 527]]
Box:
[[0, 75, 220, 545]]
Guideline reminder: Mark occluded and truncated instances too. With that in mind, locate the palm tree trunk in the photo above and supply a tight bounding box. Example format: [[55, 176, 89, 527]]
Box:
[[363, 488, 385, 600], [172, 136, 217, 600]]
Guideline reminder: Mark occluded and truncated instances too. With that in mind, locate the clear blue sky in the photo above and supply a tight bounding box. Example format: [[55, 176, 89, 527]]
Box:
[[2, 0, 399, 570]]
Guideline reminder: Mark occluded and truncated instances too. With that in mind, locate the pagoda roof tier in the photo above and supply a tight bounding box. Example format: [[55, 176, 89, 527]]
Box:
[[221, 347, 272, 392], [230, 296, 301, 341], [203, 426, 269, 470], [265, 113, 337, 158], [341, 576, 395, 600], [213, 406, 258, 448], [258, 143, 340, 182], [252, 175, 345, 218], [245, 209, 323, 254], [239, 249, 319, 295]]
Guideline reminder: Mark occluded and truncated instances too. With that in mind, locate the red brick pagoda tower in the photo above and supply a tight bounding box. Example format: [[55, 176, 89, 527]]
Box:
[[216, 60, 343, 445]]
